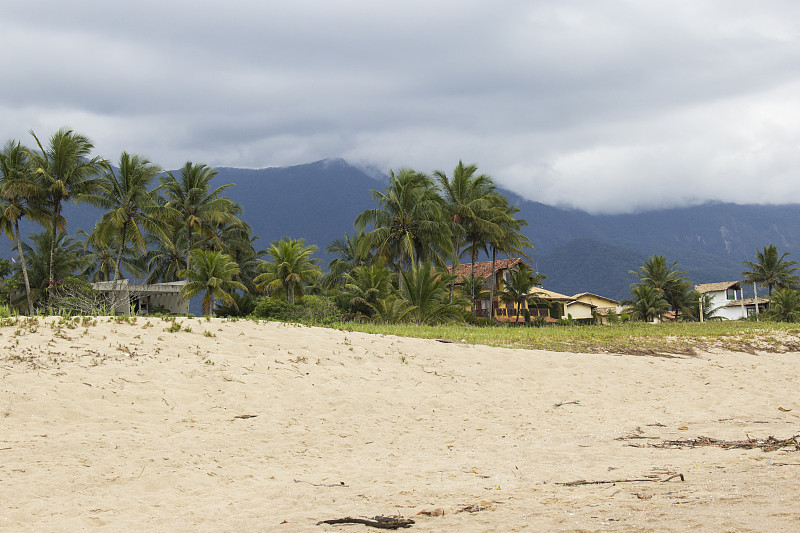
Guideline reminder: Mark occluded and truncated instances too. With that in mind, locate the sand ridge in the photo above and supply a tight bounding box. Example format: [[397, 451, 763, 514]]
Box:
[[1, 316, 799, 531]]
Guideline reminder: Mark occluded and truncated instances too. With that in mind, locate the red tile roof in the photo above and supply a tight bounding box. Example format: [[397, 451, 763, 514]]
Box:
[[446, 258, 530, 283]]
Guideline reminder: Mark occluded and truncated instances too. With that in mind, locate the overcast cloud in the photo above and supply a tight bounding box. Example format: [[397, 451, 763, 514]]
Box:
[[2, 0, 800, 213]]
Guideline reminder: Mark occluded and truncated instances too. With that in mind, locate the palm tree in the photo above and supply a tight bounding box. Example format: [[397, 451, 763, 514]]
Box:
[[12, 230, 88, 309], [159, 162, 241, 271], [323, 229, 374, 289], [94, 152, 168, 281], [487, 201, 533, 318], [255, 238, 321, 304], [434, 161, 499, 278], [0, 140, 44, 314], [765, 287, 800, 322], [26, 128, 107, 293], [355, 168, 449, 277], [623, 285, 671, 322], [630, 254, 689, 320], [343, 264, 394, 317], [741, 245, 800, 296], [179, 249, 247, 317], [141, 232, 187, 284], [499, 262, 545, 323], [399, 263, 464, 325]]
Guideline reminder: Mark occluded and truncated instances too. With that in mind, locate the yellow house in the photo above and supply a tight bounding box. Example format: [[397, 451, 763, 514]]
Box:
[[571, 292, 621, 324], [447, 259, 572, 322]]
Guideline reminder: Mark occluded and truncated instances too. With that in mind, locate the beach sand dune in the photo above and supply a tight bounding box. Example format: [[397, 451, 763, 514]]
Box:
[[1, 317, 799, 531]]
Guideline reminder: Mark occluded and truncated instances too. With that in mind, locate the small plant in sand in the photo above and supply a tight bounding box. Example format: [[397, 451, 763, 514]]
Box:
[[203, 330, 215, 338], [165, 321, 181, 333]]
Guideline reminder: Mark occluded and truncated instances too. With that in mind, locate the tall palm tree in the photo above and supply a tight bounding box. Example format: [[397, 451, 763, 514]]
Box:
[[94, 152, 168, 281], [159, 162, 241, 272], [26, 128, 107, 292], [355, 168, 449, 277], [0, 140, 44, 314], [180, 249, 246, 317], [488, 201, 533, 318], [499, 262, 545, 323], [742, 244, 800, 295], [434, 161, 499, 278], [255, 238, 321, 304]]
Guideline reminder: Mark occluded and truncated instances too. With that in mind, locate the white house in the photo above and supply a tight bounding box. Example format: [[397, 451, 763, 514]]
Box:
[[695, 281, 769, 320], [92, 279, 189, 315]]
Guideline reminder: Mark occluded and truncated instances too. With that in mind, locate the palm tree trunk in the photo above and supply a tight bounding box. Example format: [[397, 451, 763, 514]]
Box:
[[47, 207, 60, 310], [114, 221, 129, 281], [14, 220, 33, 315], [490, 247, 497, 320], [470, 245, 477, 315]]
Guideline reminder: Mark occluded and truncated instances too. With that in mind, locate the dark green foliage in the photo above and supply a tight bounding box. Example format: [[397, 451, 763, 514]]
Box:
[[214, 292, 256, 317], [295, 294, 346, 324], [765, 288, 800, 322], [252, 297, 298, 321], [742, 245, 800, 296]]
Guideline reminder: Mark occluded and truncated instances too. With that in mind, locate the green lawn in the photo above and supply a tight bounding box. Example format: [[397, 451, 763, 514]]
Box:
[[330, 320, 800, 355]]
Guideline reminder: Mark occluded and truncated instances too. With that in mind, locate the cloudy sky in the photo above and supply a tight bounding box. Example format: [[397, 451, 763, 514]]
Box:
[[3, 1, 800, 213]]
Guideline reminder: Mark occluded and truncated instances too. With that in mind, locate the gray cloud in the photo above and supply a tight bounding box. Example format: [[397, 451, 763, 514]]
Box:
[[2, 0, 800, 213]]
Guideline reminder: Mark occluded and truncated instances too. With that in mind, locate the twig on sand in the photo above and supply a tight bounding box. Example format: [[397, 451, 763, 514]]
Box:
[[642, 435, 800, 452], [557, 473, 684, 486], [316, 516, 413, 529], [554, 400, 580, 407], [294, 479, 348, 487]]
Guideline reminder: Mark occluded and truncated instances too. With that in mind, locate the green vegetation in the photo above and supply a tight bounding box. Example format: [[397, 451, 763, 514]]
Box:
[[332, 320, 800, 355]]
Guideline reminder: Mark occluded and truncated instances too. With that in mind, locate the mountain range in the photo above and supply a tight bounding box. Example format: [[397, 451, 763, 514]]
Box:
[[6, 158, 799, 302]]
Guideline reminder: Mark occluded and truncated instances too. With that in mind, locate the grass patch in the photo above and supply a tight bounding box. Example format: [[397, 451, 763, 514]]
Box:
[[330, 320, 800, 355]]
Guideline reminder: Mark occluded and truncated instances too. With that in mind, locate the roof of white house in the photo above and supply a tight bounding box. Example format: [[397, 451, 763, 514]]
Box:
[[695, 281, 740, 294]]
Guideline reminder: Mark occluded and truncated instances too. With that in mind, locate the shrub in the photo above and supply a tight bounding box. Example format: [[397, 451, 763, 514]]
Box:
[[252, 297, 297, 321], [295, 294, 346, 324]]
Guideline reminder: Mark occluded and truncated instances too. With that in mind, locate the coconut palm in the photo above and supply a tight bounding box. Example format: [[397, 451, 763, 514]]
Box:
[[487, 201, 533, 317], [434, 161, 500, 274], [26, 128, 107, 292], [399, 263, 464, 325], [741, 245, 800, 296], [179, 249, 247, 317], [630, 254, 689, 320], [0, 140, 45, 314], [765, 287, 800, 322], [255, 238, 321, 304], [159, 161, 242, 271], [323, 229, 374, 289], [499, 262, 546, 323], [141, 232, 187, 284], [355, 168, 449, 275], [12, 230, 88, 309], [343, 264, 394, 317], [94, 152, 168, 281], [623, 284, 671, 322]]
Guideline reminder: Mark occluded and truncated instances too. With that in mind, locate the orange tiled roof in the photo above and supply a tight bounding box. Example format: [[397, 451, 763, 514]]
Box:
[[446, 258, 530, 283]]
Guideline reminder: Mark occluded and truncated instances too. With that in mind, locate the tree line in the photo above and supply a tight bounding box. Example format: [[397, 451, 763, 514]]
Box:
[[0, 128, 538, 322], [624, 244, 800, 322]]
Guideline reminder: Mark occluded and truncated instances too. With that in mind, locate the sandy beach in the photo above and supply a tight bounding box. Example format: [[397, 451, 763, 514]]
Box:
[[1, 316, 799, 531]]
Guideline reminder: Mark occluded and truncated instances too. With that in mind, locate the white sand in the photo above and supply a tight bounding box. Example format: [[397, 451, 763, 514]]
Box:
[[1, 316, 799, 531]]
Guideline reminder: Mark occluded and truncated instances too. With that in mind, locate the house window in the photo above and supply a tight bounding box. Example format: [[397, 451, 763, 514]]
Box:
[[726, 288, 736, 300]]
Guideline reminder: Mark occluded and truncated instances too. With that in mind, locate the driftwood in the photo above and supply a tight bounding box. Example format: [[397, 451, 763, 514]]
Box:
[[554, 400, 580, 407], [294, 479, 348, 487], [316, 516, 414, 529], [557, 473, 684, 486], [642, 435, 800, 452]]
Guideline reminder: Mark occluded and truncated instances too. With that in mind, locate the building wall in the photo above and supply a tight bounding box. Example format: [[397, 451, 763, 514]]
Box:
[[706, 289, 745, 320]]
